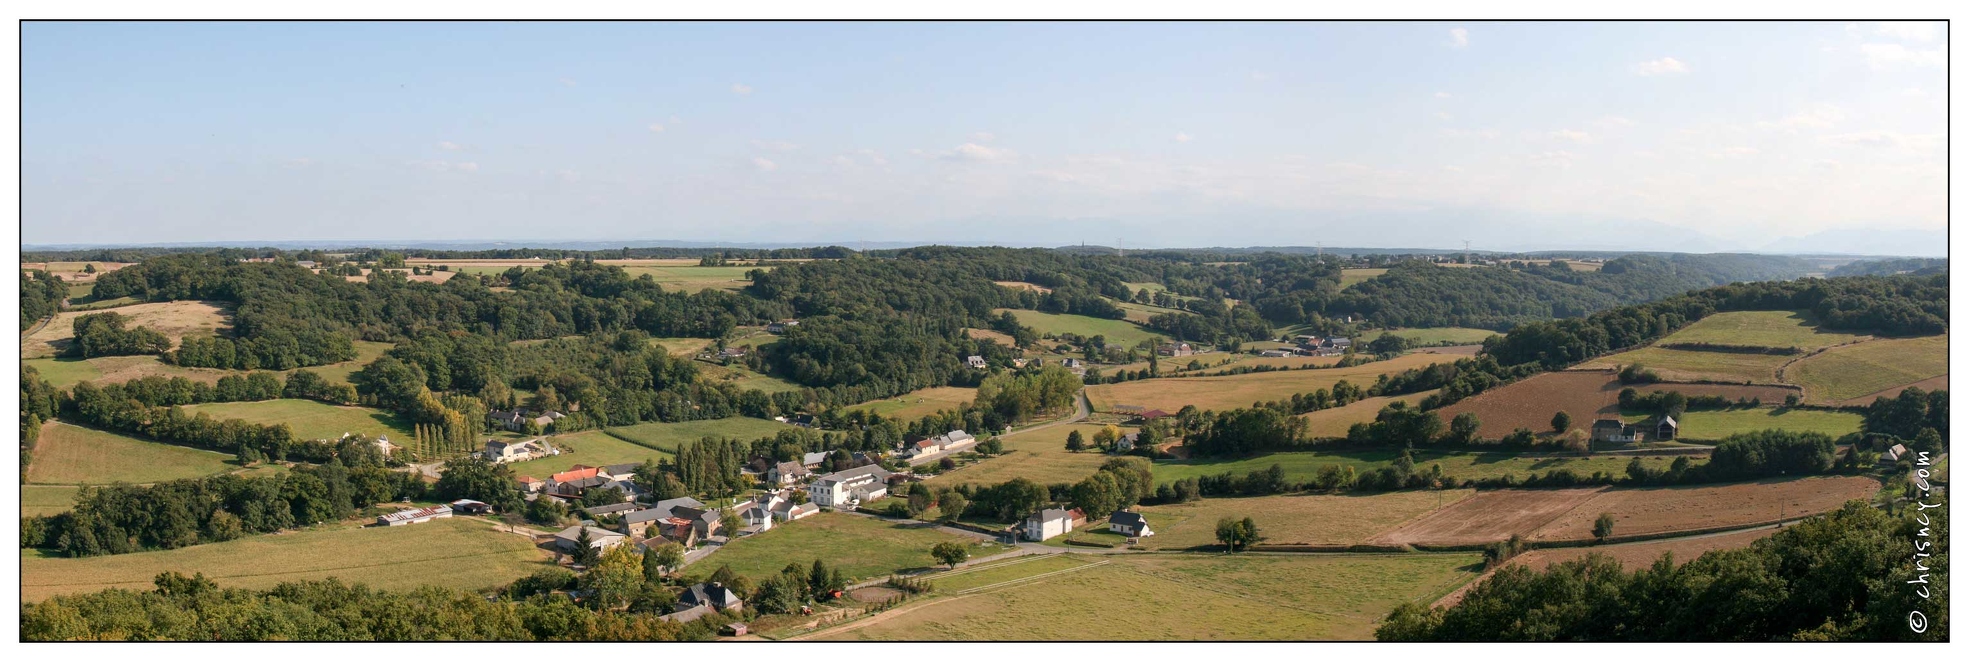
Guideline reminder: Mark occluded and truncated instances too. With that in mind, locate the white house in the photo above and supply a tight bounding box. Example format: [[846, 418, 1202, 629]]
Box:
[[1023, 508, 1076, 541], [482, 438, 550, 464], [553, 525, 627, 553], [966, 355, 988, 369], [773, 500, 820, 522], [1108, 511, 1154, 537], [377, 504, 452, 526], [808, 464, 894, 508]]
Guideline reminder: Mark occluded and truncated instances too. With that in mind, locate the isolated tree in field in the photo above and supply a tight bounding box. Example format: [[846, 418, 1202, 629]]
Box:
[[83, 263, 97, 274], [1551, 411, 1572, 433], [906, 489, 934, 519], [1215, 516, 1261, 552], [1066, 430, 1086, 453], [1593, 513, 1616, 541], [931, 542, 969, 569]]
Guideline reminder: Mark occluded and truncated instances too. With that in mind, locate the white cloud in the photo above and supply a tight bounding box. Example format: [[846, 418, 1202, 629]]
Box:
[[972, 131, 997, 143], [1631, 57, 1690, 76], [1434, 91, 1452, 99], [1447, 28, 1469, 48], [455, 162, 479, 173], [1440, 127, 1501, 139], [751, 139, 799, 152], [1549, 129, 1593, 143], [1754, 105, 1845, 132], [731, 83, 753, 95], [647, 123, 666, 133], [751, 157, 778, 172], [1874, 22, 1942, 42], [1708, 146, 1759, 159], [1174, 132, 1193, 143], [1859, 43, 1946, 69], [437, 141, 463, 151], [939, 142, 1017, 163], [409, 159, 478, 172]]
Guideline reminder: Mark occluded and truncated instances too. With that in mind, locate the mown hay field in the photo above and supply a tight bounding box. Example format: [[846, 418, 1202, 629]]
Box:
[[998, 309, 1163, 347], [688, 512, 1006, 584], [1299, 392, 1435, 438], [1339, 268, 1388, 289], [926, 422, 1117, 487], [1087, 353, 1455, 414], [845, 386, 978, 421], [26, 422, 239, 486], [20, 516, 550, 603], [1658, 311, 1868, 351], [1151, 448, 1683, 489], [601, 417, 793, 453], [22, 300, 232, 359], [183, 399, 415, 441], [1368, 488, 1608, 547], [1384, 327, 1499, 345], [1789, 334, 1948, 403], [815, 551, 1481, 641], [22, 485, 82, 518], [1578, 346, 1791, 384], [1647, 407, 1863, 441], [1137, 490, 1472, 550], [505, 429, 669, 477], [1528, 475, 1881, 541]]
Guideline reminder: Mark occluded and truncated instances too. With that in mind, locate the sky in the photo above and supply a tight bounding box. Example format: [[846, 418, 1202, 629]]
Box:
[[21, 21, 1949, 254]]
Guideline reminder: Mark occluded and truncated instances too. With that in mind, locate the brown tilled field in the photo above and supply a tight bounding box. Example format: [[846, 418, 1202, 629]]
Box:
[[1433, 371, 1622, 439], [1528, 475, 1880, 541], [1367, 488, 1608, 547], [965, 328, 1017, 347]]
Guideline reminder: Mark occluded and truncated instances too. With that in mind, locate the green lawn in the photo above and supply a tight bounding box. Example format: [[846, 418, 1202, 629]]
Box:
[[1626, 407, 1863, 441], [27, 422, 241, 485], [689, 512, 1007, 584], [998, 309, 1163, 346], [183, 399, 415, 441], [603, 417, 794, 453], [294, 340, 393, 387], [505, 429, 672, 477], [22, 485, 81, 518], [1154, 448, 1691, 486], [650, 336, 716, 357], [22, 516, 550, 603], [619, 265, 762, 293], [22, 357, 103, 388], [844, 386, 978, 421], [1660, 311, 1867, 351], [1383, 327, 1499, 346]]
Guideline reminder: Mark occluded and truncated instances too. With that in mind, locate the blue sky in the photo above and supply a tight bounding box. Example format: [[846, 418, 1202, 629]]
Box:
[[22, 21, 1948, 254]]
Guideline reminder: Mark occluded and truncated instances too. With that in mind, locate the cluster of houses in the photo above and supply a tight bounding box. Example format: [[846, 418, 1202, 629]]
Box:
[[1156, 342, 1197, 357], [488, 408, 566, 433], [1019, 507, 1156, 542], [903, 430, 978, 466], [518, 463, 648, 502], [1590, 414, 1677, 445]]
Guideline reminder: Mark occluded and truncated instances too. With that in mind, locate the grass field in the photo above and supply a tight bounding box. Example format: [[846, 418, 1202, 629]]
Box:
[[1579, 346, 1792, 384], [1114, 300, 1190, 325], [22, 357, 102, 388], [183, 399, 415, 441], [602, 417, 794, 453], [651, 336, 717, 357], [299, 340, 393, 387], [22, 485, 81, 518], [689, 512, 1006, 584], [1339, 268, 1388, 289], [20, 516, 550, 603], [998, 309, 1163, 346], [1299, 392, 1435, 438], [1529, 475, 1880, 541], [26, 422, 241, 485], [23, 300, 232, 359], [1087, 352, 1455, 413], [697, 362, 805, 393], [1658, 311, 1868, 351], [1383, 327, 1499, 345], [845, 386, 978, 421], [505, 429, 670, 476], [928, 422, 1118, 488], [1152, 448, 1684, 488], [1138, 490, 1472, 550], [817, 552, 1481, 641], [1788, 334, 1948, 403], [1633, 407, 1863, 441], [617, 265, 762, 293]]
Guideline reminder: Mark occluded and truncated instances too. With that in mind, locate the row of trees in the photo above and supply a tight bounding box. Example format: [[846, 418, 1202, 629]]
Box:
[[67, 312, 170, 358], [20, 270, 68, 330]]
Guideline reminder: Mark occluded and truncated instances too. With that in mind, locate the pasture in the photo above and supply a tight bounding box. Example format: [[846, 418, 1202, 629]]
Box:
[[926, 422, 1117, 487], [688, 512, 1005, 584], [1152, 448, 1685, 488], [998, 309, 1162, 346], [26, 422, 240, 485], [1658, 311, 1867, 351], [602, 417, 793, 453], [1578, 346, 1791, 384], [1087, 352, 1455, 414], [1383, 327, 1499, 346], [298, 340, 394, 387], [650, 336, 716, 357], [617, 265, 762, 293], [505, 429, 669, 476], [22, 485, 81, 518], [1299, 392, 1435, 438], [815, 552, 1482, 641], [183, 399, 415, 441], [1339, 268, 1388, 289], [697, 362, 805, 393], [22, 357, 102, 388], [1788, 334, 1948, 403], [964, 327, 1018, 347], [1115, 301, 1189, 324], [20, 517, 550, 603], [1529, 475, 1880, 541], [1138, 490, 1471, 550], [22, 300, 232, 359], [1513, 527, 1778, 572], [1651, 407, 1863, 441], [845, 386, 978, 421]]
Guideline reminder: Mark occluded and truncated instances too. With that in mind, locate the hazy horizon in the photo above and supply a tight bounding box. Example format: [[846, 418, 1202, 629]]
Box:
[[24, 21, 1948, 256]]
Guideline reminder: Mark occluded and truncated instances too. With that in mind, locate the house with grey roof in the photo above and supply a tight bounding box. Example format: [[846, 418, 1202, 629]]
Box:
[[675, 582, 744, 613], [801, 451, 831, 467], [808, 464, 894, 508], [1107, 511, 1153, 537], [769, 461, 812, 486], [553, 525, 627, 553], [1023, 508, 1076, 541]]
